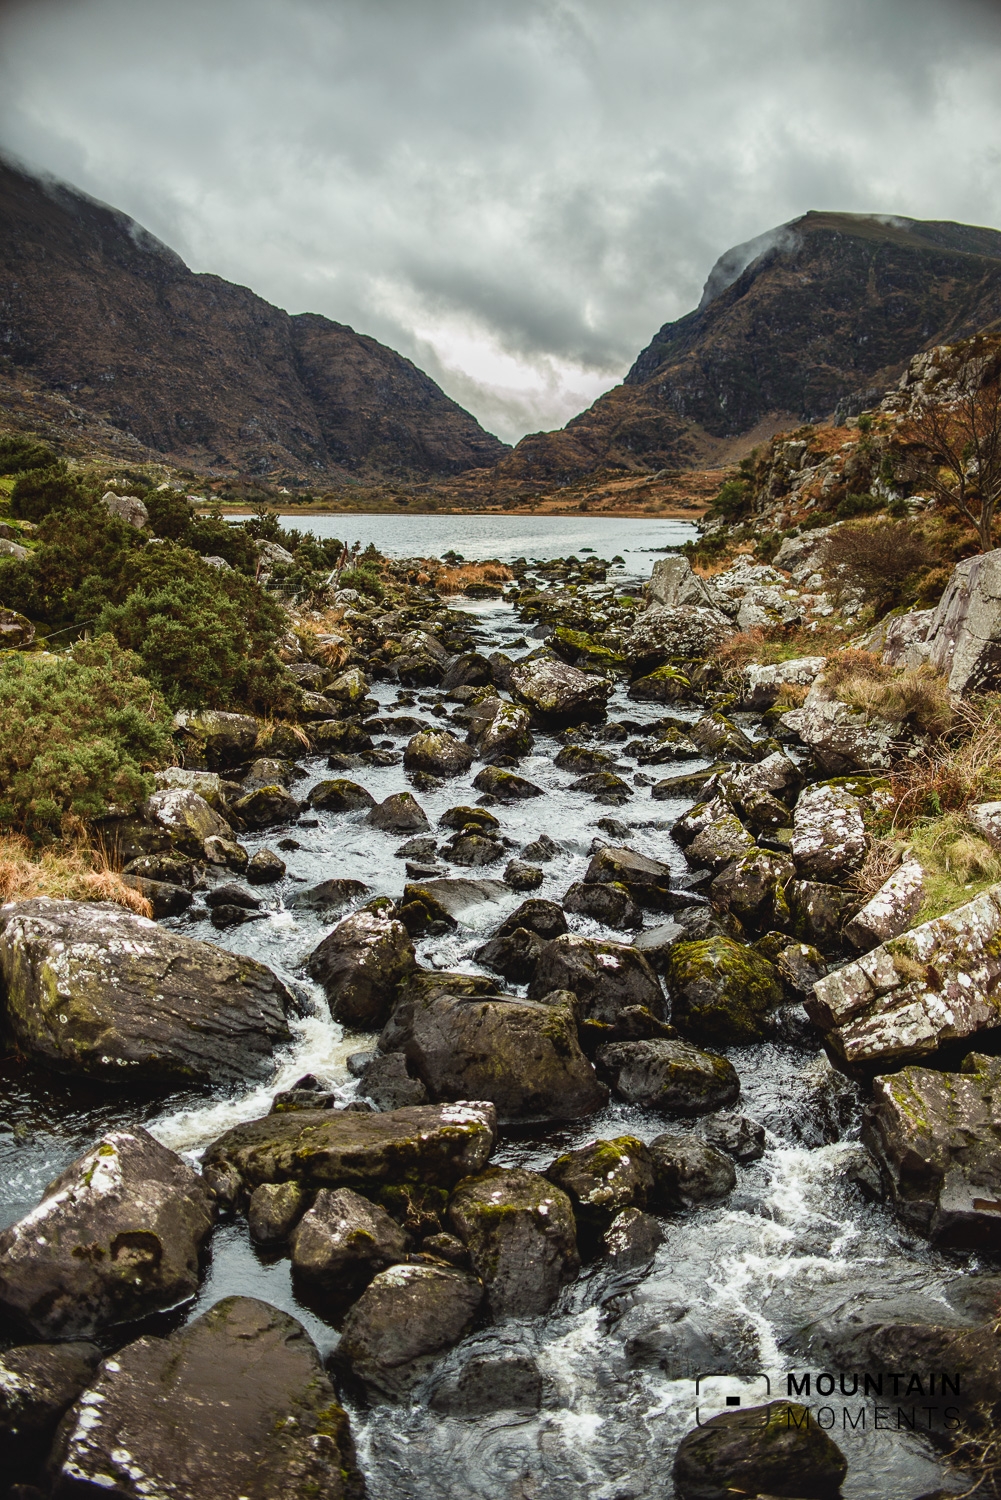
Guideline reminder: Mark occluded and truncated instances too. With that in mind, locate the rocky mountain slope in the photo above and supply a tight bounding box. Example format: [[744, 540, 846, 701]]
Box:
[[498, 211, 1001, 484], [0, 159, 508, 481]]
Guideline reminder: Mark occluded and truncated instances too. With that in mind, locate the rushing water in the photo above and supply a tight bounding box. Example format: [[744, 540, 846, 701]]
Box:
[[0, 551, 979, 1498]]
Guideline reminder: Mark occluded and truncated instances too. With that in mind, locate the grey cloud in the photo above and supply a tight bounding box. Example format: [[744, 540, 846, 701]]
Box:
[[1, 0, 1001, 443]]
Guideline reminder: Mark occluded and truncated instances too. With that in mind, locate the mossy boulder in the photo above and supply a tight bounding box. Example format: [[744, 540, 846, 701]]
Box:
[[306, 906, 416, 1029], [472, 765, 543, 799], [583, 843, 675, 908], [546, 1135, 655, 1234], [690, 712, 759, 763], [326, 665, 369, 703], [563, 880, 643, 928], [475, 925, 547, 983], [173, 708, 260, 769], [337, 1263, 483, 1399], [143, 787, 231, 855], [673, 1400, 847, 1500], [710, 848, 796, 932], [403, 729, 474, 777], [448, 1166, 580, 1318], [686, 813, 756, 872], [289, 1187, 409, 1297], [231, 783, 300, 828], [367, 791, 430, 832], [471, 699, 535, 762], [597, 1038, 739, 1115], [552, 625, 627, 675], [664, 937, 783, 1047], [509, 657, 613, 726], [627, 664, 693, 702], [308, 778, 376, 812]]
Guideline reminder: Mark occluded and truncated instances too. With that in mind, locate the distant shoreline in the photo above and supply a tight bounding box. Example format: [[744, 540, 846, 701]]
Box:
[[206, 505, 706, 520]]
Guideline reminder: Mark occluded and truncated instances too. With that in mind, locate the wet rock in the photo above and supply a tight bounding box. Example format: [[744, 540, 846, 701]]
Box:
[[205, 881, 261, 911], [230, 784, 300, 829], [699, 1112, 766, 1162], [443, 832, 504, 866], [710, 849, 796, 932], [0, 898, 292, 1084], [495, 899, 568, 940], [555, 743, 618, 773], [632, 917, 688, 970], [686, 814, 756, 872], [546, 1135, 655, 1234], [327, 665, 370, 704], [0, 1340, 100, 1482], [404, 729, 474, 777], [673, 1401, 847, 1500], [247, 1180, 308, 1245], [522, 833, 559, 861], [528, 933, 663, 1022], [472, 699, 535, 762], [246, 846, 286, 883], [122, 850, 199, 888], [337, 1263, 484, 1398], [0, 1128, 214, 1339], [440, 652, 493, 689], [563, 880, 643, 928], [597, 1038, 740, 1115], [306, 907, 416, 1029], [308, 778, 376, 811], [652, 765, 725, 800], [405, 876, 510, 921], [355, 1050, 429, 1110], [781, 876, 858, 951], [806, 885, 1001, 1065], [583, 843, 674, 908], [509, 656, 612, 725], [774, 940, 827, 996], [472, 765, 543, 799], [741, 655, 827, 709], [504, 858, 544, 890], [121, 874, 192, 917], [475, 928, 544, 984], [844, 858, 924, 951], [368, 791, 430, 832], [625, 605, 734, 670], [571, 769, 633, 802], [690, 712, 758, 763], [791, 783, 867, 881], [203, 1102, 498, 1203], [429, 1350, 543, 1416], [202, 834, 249, 872], [440, 804, 500, 832], [664, 937, 783, 1047], [379, 987, 607, 1122], [143, 787, 231, 854], [449, 1167, 580, 1318], [396, 835, 438, 862], [173, 708, 260, 769], [648, 1133, 736, 1210], [290, 877, 369, 915], [313, 720, 374, 754], [421, 1232, 469, 1266], [242, 755, 294, 790], [602, 1207, 665, 1267], [290, 1187, 408, 1295], [50, 1296, 363, 1498], [627, 665, 695, 702]]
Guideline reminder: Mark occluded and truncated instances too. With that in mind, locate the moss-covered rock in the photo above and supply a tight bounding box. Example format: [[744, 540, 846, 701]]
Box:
[[403, 728, 474, 777], [367, 791, 429, 832], [673, 1400, 846, 1500], [509, 656, 612, 726], [472, 699, 535, 762], [552, 625, 627, 675], [306, 907, 416, 1029], [449, 1166, 580, 1317], [308, 777, 376, 812], [710, 849, 796, 932], [472, 765, 543, 799], [337, 1263, 483, 1398], [583, 843, 674, 908], [231, 783, 300, 828], [690, 712, 759, 763], [664, 936, 783, 1047], [627, 664, 693, 702], [290, 1186, 409, 1297], [686, 813, 756, 871], [546, 1135, 655, 1234], [597, 1038, 739, 1115]]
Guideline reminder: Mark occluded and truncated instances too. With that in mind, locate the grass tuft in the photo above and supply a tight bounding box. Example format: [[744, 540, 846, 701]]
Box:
[[0, 833, 152, 915]]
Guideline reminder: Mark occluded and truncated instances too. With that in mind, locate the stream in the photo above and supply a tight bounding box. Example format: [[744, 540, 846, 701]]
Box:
[[0, 539, 983, 1499]]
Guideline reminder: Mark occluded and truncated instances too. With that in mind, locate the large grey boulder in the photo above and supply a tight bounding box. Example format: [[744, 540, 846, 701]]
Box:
[[449, 1166, 580, 1318], [49, 1297, 363, 1499], [625, 605, 734, 669], [663, 937, 783, 1047], [844, 858, 924, 951], [597, 1038, 739, 1115], [807, 885, 1001, 1065], [306, 906, 416, 1029], [0, 1128, 214, 1339], [469, 698, 535, 761], [791, 783, 867, 881], [337, 1263, 483, 1398], [645, 555, 716, 609], [143, 787, 231, 852], [172, 708, 260, 769], [673, 1401, 846, 1500], [921, 547, 1001, 694], [881, 607, 935, 667], [0, 899, 293, 1084], [741, 655, 827, 708], [647, 1133, 736, 1210], [781, 680, 899, 773], [582, 844, 675, 908], [403, 729, 474, 777], [509, 657, 612, 725]]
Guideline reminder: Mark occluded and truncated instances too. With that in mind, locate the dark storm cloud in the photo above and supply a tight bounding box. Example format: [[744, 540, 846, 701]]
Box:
[[2, 0, 1001, 441]]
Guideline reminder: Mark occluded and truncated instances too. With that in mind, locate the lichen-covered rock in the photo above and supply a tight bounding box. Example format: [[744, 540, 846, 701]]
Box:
[[0, 1128, 214, 1339], [686, 814, 756, 871], [509, 656, 612, 725], [780, 876, 858, 951], [504, 858, 544, 890], [354, 1050, 429, 1110], [865, 1053, 1001, 1247], [202, 1102, 497, 1206], [50, 1296, 364, 1499], [327, 665, 370, 703], [921, 547, 1001, 695], [625, 604, 734, 669], [441, 652, 493, 689], [781, 693, 898, 774], [741, 655, 827, 709], [247, 1180, 308, 1245], [368, 791, 430, 832], [0, 1340, 100, 1481], [312, 720, 374, 754], [0, 898, 292, 1084], [646, 555, 717, 609], [546, 1135, 655, 1233], [627, 664, 694, 702], [602, 1207, 666, 1267], [143, 787, 231, 852], [791, 783, 867, 881], [472, 765, 543, 799], [597, 1038, 739, 1115], [664, 937, 783, 1047], [308, 778, 376, 811], [404, 729, 475, 777], [528, 933, 663, 1022], [290, 1187, 408, 1294], [472, 699, 535, 762], [710, 849, 796, 932], [571, 769, 633, 802], [774, 939, 827, 996], [844, 858, 924, 951], [968, 800, 1001, 848], [700, 1112, 766, 1162], [806, 885, 1001, 1065], [449, 1167, 580, 1318], [673, 1401, 847, 1500], [306, 907, 416, 1029], [718, 750, 803, 812], [378, 988, 607, 1122], [690, 712, 758, 763], [582, 843, 674, 907], [173, 708, 260, 769], [647, 1133, 736, 1210], [562, 880, 643, 928], [337, 1263, 483, 1398]]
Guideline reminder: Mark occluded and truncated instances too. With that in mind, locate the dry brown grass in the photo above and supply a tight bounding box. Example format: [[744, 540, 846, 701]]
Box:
[[849, 836, 905, 900], [0, 834, 152, 915], [435, 562, 514, 594], [825, 651, 954, 737], [888, 697, 1001, 826]]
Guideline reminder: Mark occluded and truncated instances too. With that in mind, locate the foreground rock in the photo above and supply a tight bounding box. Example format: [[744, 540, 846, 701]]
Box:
[[865, 1052, 1001, 1249], [843, 858, 924, 951], [806, 885, 1001, 1064], [791, 783, 866, 881], [509, 656, 612, 725], [306, 907, 416, 1029], [0, 1129, 214, 1339], [647, 1134, 736, 1210], [290, 1187, 409, 1295], [449, 1167, 580, 1317], [597, 1039, 739, 1115], [0, 1341, 101, 1480], [920, 546, 1001, 696], [528, 934, 663, 1021], [202, 1102, 497, 1208], [546, 1136, 655, 1235], [673, 1401, 847, 1500], [50, 1296, 363, 1499], [0, 899, 293, 1085], [338, 1263, 483, 1398]]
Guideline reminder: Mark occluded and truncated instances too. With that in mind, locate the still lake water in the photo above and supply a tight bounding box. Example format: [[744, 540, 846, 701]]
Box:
[[233, 513, 699, 564]]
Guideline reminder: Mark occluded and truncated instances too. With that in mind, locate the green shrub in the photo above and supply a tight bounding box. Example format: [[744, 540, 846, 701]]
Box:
[[0, 635, 173, 836], [0, 434, 59, 477], [339, 565, 384, 601], [10, 464, 97, 522], [835, 491, 883, 520], [143, 490, 256, 571], [709, 478, 752, 520]]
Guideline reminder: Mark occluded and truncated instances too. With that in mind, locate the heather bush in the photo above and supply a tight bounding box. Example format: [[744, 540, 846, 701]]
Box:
[[823, 518, 934, 612]]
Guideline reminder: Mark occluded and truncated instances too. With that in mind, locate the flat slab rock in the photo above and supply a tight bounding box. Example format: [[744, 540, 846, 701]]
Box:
[[0, 898, 293, 1085], [50, 1295, 363, 1500], [807, 884, 1001, 1065]]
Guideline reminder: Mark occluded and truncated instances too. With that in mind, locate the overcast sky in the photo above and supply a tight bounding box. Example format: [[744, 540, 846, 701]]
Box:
[[2, 0, 1001, 444]]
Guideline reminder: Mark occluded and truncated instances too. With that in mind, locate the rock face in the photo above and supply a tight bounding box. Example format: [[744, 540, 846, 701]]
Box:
[[597, 1039, 740, 1115], [0, 1128, 214, 1339], [306, 907, 416, 1029], [865, 1053, 1001, 1248], [337, 1263, 484, 1397], [921, 547, 1001, 694], [0, 898, 293, 1084], [806, 885, 1001, 1065], [509, 657, 612, 725], [664, 937, 783, 1046], [528, 934, 663, 1021], [290, 1187, 409, 1293], [449, 1167, 580, 1318], [673, 1400, 847, 1500], [791, 783, 867, 881], [49, 1297, 364, 1499], [379, 987, 607, 1122]]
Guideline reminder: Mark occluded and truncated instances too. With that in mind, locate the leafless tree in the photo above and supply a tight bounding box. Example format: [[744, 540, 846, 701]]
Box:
[[907, 348, 1001, 553]]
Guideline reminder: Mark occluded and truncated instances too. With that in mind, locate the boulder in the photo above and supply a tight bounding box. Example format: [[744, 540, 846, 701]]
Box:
[[494, 899, 568, 940], [864, 1054, 1001, 1248], [440, 804, 500, 832], [710, 849, 796, 932], [528, 933, 663, 1022], [0, 606, 35, 647], [686, 814, 756, 871], [49, 1297, 363, 1499], [844, 858, 924, 951], [597, 1038, 739, 1115], [475, 926, 547, 983], [741, 655, 827, 709], [290, 877, 369, 914], [774, 939, 827, 996], [241, 755, 295, 789], [290, 1187, 409, 1294], [401, 877, 510, 921], [627, 664, 694, 702], [646, 555, 717, 609], [780, 876, 858, 952], [429, 1349, 543, 1417], [312, 721, 374, 754], [444, 832, 504, 866], [353, 1050, 429, 1110], [306, 907, 416, 1029], [153, 766, 231, 809], [806, 885, 1001, 1065], [570, 769, 633, 802], [0, 898, 292, 1084], [718, 750, 803, 812], [246, 847, 287, 884], [509, 657, 612, 726], [781, 694, 898, 774], [700, 1111, 766, 1162], [602, 1207, 666, 1268], [881, 607, 935, 667], [562, 880, 643, 928], [403, 729, 474, 777], [690, 712, 758, 763], [555, 744, 618, 773], [122, 874, 192, 918], [647, 1133, 736, 1210], [327, 665, 370, 703], [308, 778, 376, 811], [440, 652, 493, 689], [673, 1401, 847, 1500], [368, 791, 430, 832], [337, 1263, 483, 1398], [582, 843, 674, 908], [202, 1102, 497, 1209], [173, 708, 260, 769], [546, 1136, 655, 1234], [664, 936, 783, 1047], [624, 605, 734, 669], [449, 1167, 580, 1318], [0, 1128, 214, 1339], [472, 765, 543, 799], [247, 1180, 308, 1245], [0, 1340, 100, 1481], [378, 988, 607, 1122], [472, 700, 535, 762], [143, 787, 231, 853], [921, 547, 1001, 695], [791, 783, 867, 881]]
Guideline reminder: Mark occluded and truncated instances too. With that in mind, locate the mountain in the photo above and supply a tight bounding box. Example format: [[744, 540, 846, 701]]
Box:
[[496, 211, 1001, 483], [0, 159, 508, 480]]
